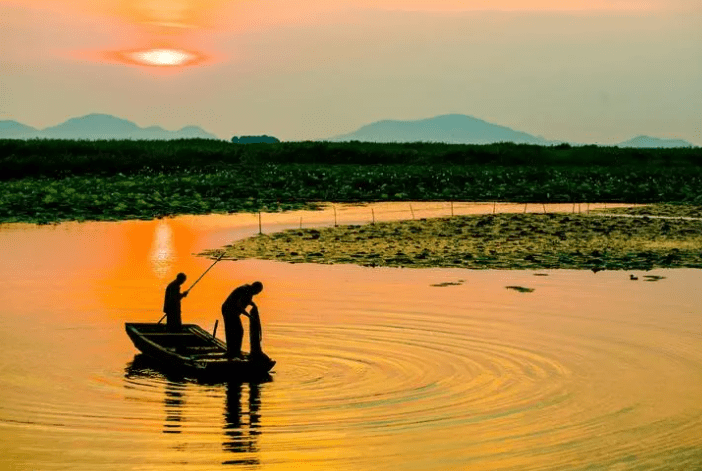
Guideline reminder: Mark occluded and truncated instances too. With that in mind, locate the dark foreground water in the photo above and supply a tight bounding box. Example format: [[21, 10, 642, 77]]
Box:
[[0, 204, 700, 470]]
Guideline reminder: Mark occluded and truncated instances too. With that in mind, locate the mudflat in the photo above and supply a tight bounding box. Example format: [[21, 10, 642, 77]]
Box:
[[206, 205, 702, 270]]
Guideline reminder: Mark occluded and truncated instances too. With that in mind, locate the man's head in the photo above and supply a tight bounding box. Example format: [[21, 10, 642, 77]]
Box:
[[176, 273, 187, 284], [251, 281, 263, 294]]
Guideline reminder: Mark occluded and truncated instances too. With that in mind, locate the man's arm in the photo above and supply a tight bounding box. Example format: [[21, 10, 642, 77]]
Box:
[[235, 297, 254, 316]]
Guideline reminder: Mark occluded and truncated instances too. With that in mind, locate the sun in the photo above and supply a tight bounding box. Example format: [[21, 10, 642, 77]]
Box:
[[129, 48, 196, 66], [96, 46, 210, 69]]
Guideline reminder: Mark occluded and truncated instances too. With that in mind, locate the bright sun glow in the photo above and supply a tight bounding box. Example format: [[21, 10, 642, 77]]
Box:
[[129, 48, 195, 66]]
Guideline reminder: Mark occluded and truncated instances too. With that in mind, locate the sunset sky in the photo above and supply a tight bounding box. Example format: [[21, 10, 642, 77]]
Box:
[[1, 0, 700, 144]]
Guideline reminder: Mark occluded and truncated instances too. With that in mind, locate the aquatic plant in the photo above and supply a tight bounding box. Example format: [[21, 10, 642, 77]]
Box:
[[214, 213, 702, 271], [1, 139, 702, 223]]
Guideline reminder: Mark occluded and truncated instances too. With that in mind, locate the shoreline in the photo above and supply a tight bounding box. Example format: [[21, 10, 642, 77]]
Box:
[[205, 204, 702, 271]]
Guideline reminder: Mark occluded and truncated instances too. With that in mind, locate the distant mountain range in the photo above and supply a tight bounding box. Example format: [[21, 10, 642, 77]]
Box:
[[0, 114, 218, 140], [1, 113, 696, 148], [328, 114, 697, 148]]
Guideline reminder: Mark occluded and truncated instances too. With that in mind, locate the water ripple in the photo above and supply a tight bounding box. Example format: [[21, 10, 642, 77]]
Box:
[[2, 269, 701, 470]]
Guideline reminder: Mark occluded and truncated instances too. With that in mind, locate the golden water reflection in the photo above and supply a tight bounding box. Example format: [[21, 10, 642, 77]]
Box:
[[124, 354, 268, 467], [0, 202, 700, 471]]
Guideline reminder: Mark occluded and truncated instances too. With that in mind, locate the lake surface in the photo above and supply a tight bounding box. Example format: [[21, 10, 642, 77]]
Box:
[[1, 203, 700, 470]]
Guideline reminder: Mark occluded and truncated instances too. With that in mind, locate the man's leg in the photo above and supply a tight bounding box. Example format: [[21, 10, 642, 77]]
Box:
[[232, 318, 244, 357], [223, 310, 243, 358], [222, 309, 235, 357], [166, 311, 182, 332]]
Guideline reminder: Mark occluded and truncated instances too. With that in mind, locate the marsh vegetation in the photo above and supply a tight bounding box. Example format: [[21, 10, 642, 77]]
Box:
[[1, 139, 701, 224], [209, 212, 702, 271]]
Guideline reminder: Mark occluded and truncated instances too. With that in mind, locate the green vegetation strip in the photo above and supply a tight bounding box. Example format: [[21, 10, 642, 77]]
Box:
[[2, 140, 702, 180], [2, 140, 702, 224], [3, 165, 702, 224], [208, 211, 702, 271]]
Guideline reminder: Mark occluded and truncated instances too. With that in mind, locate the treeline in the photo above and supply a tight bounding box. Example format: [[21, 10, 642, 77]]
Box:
[[1, 139, 701, 180]]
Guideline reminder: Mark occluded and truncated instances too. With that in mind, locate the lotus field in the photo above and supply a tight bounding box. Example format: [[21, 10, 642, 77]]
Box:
[[1, 139, 701, 224]]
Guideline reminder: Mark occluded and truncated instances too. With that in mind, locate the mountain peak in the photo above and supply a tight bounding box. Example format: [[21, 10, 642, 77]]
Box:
[[330, 114, 548, 145], [43, 114, 140, 136], [68, 113, 136, 124], [0, 114, 218, 140], [0, 120, 38, 137]]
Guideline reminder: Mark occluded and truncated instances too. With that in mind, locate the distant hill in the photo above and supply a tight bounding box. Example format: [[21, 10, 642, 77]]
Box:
[[328, 114, 550, 145], [616, 135, 695, 149], [0, 121, 39, 138], [0, 114, 218, 140]]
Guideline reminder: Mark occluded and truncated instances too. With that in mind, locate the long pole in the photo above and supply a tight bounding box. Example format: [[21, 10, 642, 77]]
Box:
[[157, 252, 226, 324], [186, 252, 226, 294]]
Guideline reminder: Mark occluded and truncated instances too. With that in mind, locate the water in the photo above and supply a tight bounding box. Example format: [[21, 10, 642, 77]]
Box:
[[1, 204, 701, 470]]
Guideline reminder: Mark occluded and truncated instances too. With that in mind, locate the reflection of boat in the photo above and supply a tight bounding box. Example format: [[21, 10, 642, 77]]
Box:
[[125, 323, 275, 380], [124, 353, 269, 464], [222, 378, 269, 465]]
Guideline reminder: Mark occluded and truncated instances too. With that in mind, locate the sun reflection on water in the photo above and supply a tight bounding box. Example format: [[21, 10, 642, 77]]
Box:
[[150, 220, 174, 279]]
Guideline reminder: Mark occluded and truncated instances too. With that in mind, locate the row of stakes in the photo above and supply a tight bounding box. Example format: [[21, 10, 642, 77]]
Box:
[[257, 202, 601, 234]]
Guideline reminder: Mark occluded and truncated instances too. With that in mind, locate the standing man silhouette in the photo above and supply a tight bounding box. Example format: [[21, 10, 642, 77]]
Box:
[[163, 273, 188, 332], [221, 281, 263, 358]]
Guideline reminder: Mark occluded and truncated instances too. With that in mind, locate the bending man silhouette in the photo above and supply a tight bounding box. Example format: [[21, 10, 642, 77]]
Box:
[[164, 273, 188, 332], [221, 281, 263, 358]]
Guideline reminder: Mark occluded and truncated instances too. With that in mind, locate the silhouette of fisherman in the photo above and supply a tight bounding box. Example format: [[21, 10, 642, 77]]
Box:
[[163, 273, 188, 332], [222, 281, 263, 358]]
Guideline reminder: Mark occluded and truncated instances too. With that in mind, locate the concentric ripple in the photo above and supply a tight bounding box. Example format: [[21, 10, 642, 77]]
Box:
[[267, 321, 572, 433], [244, 269, 701, 470]]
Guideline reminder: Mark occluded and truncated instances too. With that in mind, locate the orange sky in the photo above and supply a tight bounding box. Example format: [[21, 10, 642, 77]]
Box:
[[1, 0, 682, 68], [1, 0, 700, 144], [3, 0, 680, 25]]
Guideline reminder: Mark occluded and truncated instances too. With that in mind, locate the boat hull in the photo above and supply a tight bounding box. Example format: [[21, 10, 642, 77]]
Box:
[[125, 322, 275, 379]]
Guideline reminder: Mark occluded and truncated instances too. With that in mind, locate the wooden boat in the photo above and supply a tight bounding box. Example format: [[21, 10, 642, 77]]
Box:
[[125, 322, 275, 379]]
